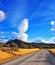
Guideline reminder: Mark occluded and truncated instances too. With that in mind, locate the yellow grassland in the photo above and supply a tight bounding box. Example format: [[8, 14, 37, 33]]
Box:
[[48, 49, 55, 54], [0, 48, 40, 64]]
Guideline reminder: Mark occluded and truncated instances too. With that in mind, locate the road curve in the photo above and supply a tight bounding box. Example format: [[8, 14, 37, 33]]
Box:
[[1, 49, 55, 65]]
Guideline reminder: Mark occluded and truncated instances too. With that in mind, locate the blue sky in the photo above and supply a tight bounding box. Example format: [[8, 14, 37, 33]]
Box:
[[0, 0, 55, 42]]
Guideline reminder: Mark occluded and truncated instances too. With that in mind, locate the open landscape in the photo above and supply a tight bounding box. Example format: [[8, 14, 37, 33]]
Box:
[[0, 39, 40, 64], [0, 0, 55, 65], [0, 39, 55, 65]]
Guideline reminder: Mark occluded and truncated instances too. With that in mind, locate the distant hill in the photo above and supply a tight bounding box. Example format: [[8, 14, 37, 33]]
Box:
[[6, 39, 22, 47], [0, 39, 55, 49], [5, 39, 35, 48]]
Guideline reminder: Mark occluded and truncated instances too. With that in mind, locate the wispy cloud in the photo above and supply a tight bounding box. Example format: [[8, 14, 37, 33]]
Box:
[[51, 28, 54, 31], [0, 32, 4, 34], [0, 10, 6, 21], [12, 32, 18, 35], [34, 37, 55, 43], [50, 20, 55, 32], [0, 36, 9, 43]]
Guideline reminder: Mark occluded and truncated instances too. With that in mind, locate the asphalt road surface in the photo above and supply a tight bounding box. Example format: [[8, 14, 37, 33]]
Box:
[[1, 49, 55, 65]]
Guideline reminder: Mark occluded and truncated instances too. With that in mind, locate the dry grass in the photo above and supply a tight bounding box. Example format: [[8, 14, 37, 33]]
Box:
[[0, 48, 40, 64], [11, 48, 40, 56], [48, 49, 55, 54], [0, 51, 14, 63]]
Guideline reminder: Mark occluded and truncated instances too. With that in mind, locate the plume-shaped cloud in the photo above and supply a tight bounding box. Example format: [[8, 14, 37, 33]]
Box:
[[18, 18, 28, 41]]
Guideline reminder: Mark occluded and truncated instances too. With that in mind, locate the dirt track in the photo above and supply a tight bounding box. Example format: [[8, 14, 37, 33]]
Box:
[[1, 49, 55, 65]]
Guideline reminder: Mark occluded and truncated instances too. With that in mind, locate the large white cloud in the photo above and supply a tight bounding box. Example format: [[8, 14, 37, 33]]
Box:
[[18, 18, 28, 33], [0, 10, 6, 21], [18, 18, 29, 41]]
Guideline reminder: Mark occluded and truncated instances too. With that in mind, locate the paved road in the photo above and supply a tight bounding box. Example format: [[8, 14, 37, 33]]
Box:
[[1, 49, 55, 65]]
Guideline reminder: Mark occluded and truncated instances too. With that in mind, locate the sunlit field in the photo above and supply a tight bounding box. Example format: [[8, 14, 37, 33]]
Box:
[[0, 48, 40, 64], [48, 49, 55, 54]]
